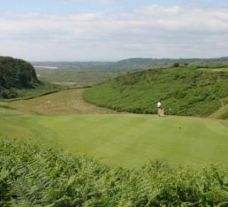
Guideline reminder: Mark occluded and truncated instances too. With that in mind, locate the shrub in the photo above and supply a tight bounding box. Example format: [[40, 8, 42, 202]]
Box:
[[2, 89, 18, 99], [173, 62, 180, 67], [0, 139, 227, 206]]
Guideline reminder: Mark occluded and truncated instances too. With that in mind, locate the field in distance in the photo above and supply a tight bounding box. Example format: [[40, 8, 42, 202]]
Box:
[[36, 68, 120, 87]]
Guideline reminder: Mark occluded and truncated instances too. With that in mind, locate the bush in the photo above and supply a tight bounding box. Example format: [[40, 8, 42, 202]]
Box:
[[173, 63, 180, 67], [2, 89, 18, 99]]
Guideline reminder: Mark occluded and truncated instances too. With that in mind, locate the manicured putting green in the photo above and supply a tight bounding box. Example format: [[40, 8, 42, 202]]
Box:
[[0, 108, 227, 168]]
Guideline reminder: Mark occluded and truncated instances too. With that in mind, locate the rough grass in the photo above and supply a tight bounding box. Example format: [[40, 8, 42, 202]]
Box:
[[7, 89, 114, 115], [0, 107, 227, 168], [210, 104, 228, 119]]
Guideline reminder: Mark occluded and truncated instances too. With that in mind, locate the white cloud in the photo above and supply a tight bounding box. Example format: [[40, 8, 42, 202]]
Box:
[[60, 0, 110, 4], [0, 5, 228, 61]]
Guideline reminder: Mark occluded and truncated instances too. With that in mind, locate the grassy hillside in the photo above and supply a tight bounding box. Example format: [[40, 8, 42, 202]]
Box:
[[0, 139, 227, 206], [84, 66, 228, 117], [1, 88, 227, 205], [0, 56, 40, 98], [0, 106, 227, 168], [8, 88, 114, 115]]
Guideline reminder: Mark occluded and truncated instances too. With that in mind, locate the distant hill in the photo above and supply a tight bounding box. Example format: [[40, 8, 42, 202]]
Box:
[[0, 56, 40, 98], [33, 57, 228, 72], [103, 57, 228, 71], [84, 66, 228, 117]]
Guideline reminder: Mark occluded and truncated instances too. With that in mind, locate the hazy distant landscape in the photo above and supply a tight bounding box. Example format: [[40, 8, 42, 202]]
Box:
[[33, 57, 228, 72], [34, 57, 228, 87]]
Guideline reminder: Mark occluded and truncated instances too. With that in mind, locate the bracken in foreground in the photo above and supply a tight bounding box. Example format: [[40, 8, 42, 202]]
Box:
[[0, 139, 228, 207]]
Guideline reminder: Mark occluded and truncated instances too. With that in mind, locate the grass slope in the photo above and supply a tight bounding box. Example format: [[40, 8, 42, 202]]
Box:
[[84, 66, 228, 117], [7, 89, 114, 115], [0, 108, 227, 168]]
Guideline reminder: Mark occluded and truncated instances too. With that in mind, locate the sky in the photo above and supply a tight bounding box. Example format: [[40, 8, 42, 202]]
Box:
[[0, 0, 228, 61]]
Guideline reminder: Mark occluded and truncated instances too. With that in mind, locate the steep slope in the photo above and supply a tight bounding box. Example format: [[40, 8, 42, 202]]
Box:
[[84, 66, 228, 117]]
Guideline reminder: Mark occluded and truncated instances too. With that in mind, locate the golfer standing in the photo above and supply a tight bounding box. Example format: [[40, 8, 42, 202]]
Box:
[[157, 100, 163, 116]]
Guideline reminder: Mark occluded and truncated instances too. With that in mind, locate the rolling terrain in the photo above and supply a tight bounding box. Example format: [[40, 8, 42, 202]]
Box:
[[84, 66, 228, 117], [8, 88, 114, 115], [34, 58, 228, 87], [1, 89, 227, 168], [1, 59, 228, 205]]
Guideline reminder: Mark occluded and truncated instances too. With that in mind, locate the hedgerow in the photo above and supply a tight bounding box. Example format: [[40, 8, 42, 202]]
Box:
[[0, 139, 227, 206]]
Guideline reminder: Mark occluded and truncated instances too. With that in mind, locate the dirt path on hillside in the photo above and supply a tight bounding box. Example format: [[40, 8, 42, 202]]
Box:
[[8, 88, 115, 115], [209, 104, 228, 119]]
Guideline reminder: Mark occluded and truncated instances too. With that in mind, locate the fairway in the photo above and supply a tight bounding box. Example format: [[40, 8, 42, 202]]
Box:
[[0, 107, 227, 168]]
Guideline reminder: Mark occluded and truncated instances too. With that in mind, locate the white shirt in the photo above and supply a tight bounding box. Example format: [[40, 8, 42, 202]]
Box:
[[157, 102, 162, 108]]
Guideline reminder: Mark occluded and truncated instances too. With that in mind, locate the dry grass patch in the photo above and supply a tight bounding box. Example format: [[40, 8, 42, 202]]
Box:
[[8, 89, 114, 115]]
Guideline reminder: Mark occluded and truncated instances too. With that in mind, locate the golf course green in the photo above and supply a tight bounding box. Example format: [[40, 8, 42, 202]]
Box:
[[1, 106, 227, 168]]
